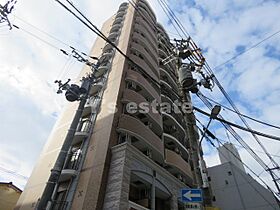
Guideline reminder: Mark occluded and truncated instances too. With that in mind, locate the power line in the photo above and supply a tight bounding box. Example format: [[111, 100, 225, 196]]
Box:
[[194, 106, 280, 142], [200, 129, 279, 206], [196, 94, 280, 184], [213, 28, 280, 70], [196, 118, 280, 158], [56, 0, 280, 192], [156, 0, 183, 39], [0, 166, 28, 180], [153, 0, 280, 192], [55, 0, 162, 89], [158, 0, 280, 171], [12, 24, 61, 50], [11, 24, 98, 67], [198, 92, 280, 130], [218, 138, 280, 158], [14, 15, 97, 60]]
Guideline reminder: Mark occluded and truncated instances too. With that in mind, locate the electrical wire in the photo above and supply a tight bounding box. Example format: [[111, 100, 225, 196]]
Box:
[[196, 124, 279, 202], [213, 28, 280, 70], [159, 0, 190, 37], [55, 0, 280, 190], [14, 15, 97, 60], [138, 0, 280, 190], [200, 130, 279, 206], [199, 92, 280, 130], [199, 72, 280, 169], [158, 0, 280, 171], [12, 24, 61, 51], [156, 0, 183, 39], [11, 23, 97, 68], [216, 137, 280, 159], [195, 94, 280, 183], [55, 0, 162, 90], [161, 0, 280, 174], [193, 106, 280, 142], [0, 166, 28, 180]]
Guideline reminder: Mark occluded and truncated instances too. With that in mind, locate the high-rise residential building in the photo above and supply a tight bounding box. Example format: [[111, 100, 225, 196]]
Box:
[[15, 1, 206, 209], [218, 143, 246, 173]]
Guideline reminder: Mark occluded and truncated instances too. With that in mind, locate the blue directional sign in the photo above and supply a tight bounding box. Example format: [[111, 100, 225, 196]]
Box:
[[181, 189, 203, 202]]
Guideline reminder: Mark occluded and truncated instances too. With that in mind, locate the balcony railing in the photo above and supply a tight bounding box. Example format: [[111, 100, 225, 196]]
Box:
[[52, 200, 68, 210], [165, 149, 193, 183]]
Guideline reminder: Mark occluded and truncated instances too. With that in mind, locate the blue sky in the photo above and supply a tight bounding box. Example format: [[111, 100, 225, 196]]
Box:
[[0, 0, 280, 193]]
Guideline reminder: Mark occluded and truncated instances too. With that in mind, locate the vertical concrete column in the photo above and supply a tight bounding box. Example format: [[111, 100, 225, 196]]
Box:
[[102, 146, 131, 210], [151, 176, 155, 210], [170, 194, 178, 210]]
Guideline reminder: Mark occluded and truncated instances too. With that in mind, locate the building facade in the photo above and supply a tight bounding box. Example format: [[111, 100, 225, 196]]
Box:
[[208, 162, 279, 210], [208, 143, 279, 210], [15, 1, 205, 209], [218, 143, 245, 173], [0, 182, 22, 210]]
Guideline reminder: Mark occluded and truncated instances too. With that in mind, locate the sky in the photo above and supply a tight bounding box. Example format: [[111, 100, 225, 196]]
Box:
[[0, 0, 279, 194]]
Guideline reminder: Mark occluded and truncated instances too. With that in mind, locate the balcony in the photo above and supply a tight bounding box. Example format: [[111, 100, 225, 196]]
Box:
[[116, 10, 126, 19], [113, 16, 123, 25], [89, 81, 103, 96], [131, 43, 159, 77], [72, 119, 92, 145], [160, 68, 178, 91], [159, 58, 176, 78], [160, 80, 180, 102], [162, 112, 186, 139], [117, 114, 164, 163], [163, 133, 189, 160], [72, 131, 89, 145], [119, 3, 128, 12], [130, 53, 159, 82], [59, 169, 78, 182], [59, 149, 82, 182], [102, 42, 114, 53], [82, 97, 98, 117], [136, 7, 156, 31], [157, 23, 170, 41], [139, 0, 156, 21], [93, 62, 110, 78], [126, 70, 160, 102], [134, 23, 157, 45], [165, 149, 193, 184], [121, 89, 162, 135], [128, 201, 149, 210], [52, 201, 68, 210], [110, 23, 122, 33], [139, 1, 156, 23], [132, 33, 158, 62], [108, 31, 119, 41], [161, 94, 184, 124], [135, 19, 157, 40]]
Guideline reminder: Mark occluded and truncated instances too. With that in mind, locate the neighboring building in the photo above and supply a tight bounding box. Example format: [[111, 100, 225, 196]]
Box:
[[15, 1, 206, 209], [0, 182, 22, 210], [218, 143, 245, 173], [208, 144, 280, 210]]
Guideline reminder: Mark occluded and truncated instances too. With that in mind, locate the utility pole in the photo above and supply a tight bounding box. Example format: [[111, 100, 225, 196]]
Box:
[[171, 38, 214, 208], [0, 0, 16, 29], [36, 76, 92, 210]]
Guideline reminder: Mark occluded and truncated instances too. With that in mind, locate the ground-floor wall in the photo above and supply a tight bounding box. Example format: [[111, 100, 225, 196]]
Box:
[[102, 143, 199, 210]]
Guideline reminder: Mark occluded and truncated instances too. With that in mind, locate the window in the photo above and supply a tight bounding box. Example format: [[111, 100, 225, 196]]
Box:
[[228, 171, 232, 176], [225, 180, 229, 185]]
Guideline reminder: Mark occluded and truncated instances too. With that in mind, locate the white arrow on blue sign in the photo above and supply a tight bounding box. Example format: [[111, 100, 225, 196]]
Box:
[[181, 189, 203, 202]]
